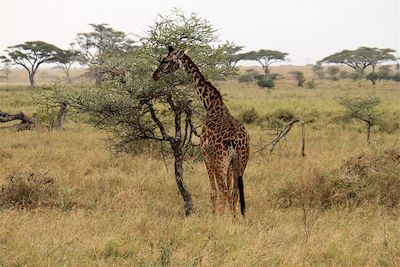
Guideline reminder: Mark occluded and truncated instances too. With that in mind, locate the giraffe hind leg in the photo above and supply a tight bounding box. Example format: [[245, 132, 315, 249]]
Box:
[[204, 157, 217, 214]]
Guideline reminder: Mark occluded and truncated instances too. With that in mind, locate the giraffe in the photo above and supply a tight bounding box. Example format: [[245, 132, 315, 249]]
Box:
[[153, 46, 250, 217]]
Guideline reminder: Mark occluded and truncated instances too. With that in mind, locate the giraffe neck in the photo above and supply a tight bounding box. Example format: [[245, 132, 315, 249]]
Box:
[[180, 54, 229, 115]]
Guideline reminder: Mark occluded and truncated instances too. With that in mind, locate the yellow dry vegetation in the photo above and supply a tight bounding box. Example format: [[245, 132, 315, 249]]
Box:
[[0, 67, 400, 266]]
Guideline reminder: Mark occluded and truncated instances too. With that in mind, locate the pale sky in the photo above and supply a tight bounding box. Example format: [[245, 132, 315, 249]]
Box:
[[0, 0, 399, 65]]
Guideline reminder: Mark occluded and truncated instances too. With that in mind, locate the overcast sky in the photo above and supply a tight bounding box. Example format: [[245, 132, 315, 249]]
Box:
[[0, 0, 399, 65]]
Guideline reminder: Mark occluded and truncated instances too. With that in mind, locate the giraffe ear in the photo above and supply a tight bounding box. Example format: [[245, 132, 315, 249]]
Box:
[[184, 49, 189, 55]]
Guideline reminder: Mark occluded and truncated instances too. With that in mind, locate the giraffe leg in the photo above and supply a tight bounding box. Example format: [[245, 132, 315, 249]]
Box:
[[204, 157, 217, 214], [226, 165, 234, 216], [215, 170, 227, 215], [232, 178, 239, 218]]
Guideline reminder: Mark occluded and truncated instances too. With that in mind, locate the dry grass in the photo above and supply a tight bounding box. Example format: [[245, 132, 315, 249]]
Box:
[[0, 68, 400, 266]]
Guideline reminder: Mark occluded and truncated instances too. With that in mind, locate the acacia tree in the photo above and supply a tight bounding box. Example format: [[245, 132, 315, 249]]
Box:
[[0, 41, 62, 86], [327, 66, 340, 81], [289, 71, 306, 86], [320, 47, 396, 74], [311, 63, 324, 79], [55, 44, 82, 83], [76, 23, 136, 84], [65, 10, 236, 215], [338, 96, 382, 144], [240, 49, 288, 78]]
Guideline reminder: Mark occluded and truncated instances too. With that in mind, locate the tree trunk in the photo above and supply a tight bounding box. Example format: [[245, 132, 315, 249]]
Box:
[[262, 66, 270, 79], [29, 72, 36, 87], [65, 71, 72, 84], [53, 102, 68, 130], [0, 110, 35, 131], [171, 141, 193, 216], [300, 119, 306, 157]]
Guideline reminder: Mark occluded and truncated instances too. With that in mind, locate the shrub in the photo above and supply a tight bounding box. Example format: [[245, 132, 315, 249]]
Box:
[[239, 107, 259, 124], [268, 73, 281, 81], [273, 149, 400, 210], [273, 108, 295, 122], [257, 79, 275, 89], [391, 72, 400, 82], [366, 72, 379, 85], [253, 74, 265, 81], [0, 173, 56, 209], [238, 74, 253, 83], [349, 71, 363, 81], [289, 71, 306, 86], [305, 79, 316, 89]]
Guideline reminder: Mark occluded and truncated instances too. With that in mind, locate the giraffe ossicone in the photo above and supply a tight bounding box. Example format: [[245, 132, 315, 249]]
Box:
[[153, 47, 250, 217]]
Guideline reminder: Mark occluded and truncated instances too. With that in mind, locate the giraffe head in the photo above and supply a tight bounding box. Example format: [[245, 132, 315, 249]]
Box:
[[153, 46, 187, 81]]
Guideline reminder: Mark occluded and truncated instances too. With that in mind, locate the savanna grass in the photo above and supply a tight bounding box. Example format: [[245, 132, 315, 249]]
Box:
[[0, 67, 400, 266]]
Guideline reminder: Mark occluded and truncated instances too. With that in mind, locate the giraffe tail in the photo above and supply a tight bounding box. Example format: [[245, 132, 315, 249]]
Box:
[[238, 175, 246, 216]]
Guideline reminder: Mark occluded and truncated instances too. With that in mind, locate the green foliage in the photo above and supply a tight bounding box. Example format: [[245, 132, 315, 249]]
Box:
[[273, 108, 295, 122], [268, 73, 281, 81], [66, 9, 235, 155], [257, 78, 275, 89], [239, 107, 259, 124], [305, 79, 316, 89], [240, 49, 288, 76], [365, 72, 379, 85], [311, 63, 324, 79], [376, 65, 392, 80], [349, 70, 364, 81], [1, 41, 63, 86], [253, 74, 266, 81], [321, 47, 396, 73], [238, 74, 253, 83], [391, 72, 400, 82], [338, 96, 381, 125], [289, 71, 305, 86]]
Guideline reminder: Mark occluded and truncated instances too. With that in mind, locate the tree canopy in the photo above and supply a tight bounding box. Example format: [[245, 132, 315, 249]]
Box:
[[0, 41, 62, 86], [320, 47, 396, 73], [239, 49, 288, 78]]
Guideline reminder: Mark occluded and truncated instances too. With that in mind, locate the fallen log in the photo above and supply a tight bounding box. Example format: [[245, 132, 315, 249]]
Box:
[[0, 110, 35, 131]]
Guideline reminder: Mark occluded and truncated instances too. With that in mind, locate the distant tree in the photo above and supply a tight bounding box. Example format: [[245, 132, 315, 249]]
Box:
[[396, 62, 400, 71], [225, 44, 245, 67], [338, 96, 382, 144], [0, 41, 62, 86], [311, 63, 324, 79], [365, 72, 379, 85], [257, 79, 275, 89], [76, 23, 136, 84], [376, 65, 392, 81], [54, 44, 82, 83], [305, 79, 316, 89], [321, 47, 396, 74], [327, 66, 340, 81], [0, 64, 11, 79], [349, 70, 364, 82], [289, 71, 306, 86], [241, 49, 288, 78], [391, 72, 400, 82]]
